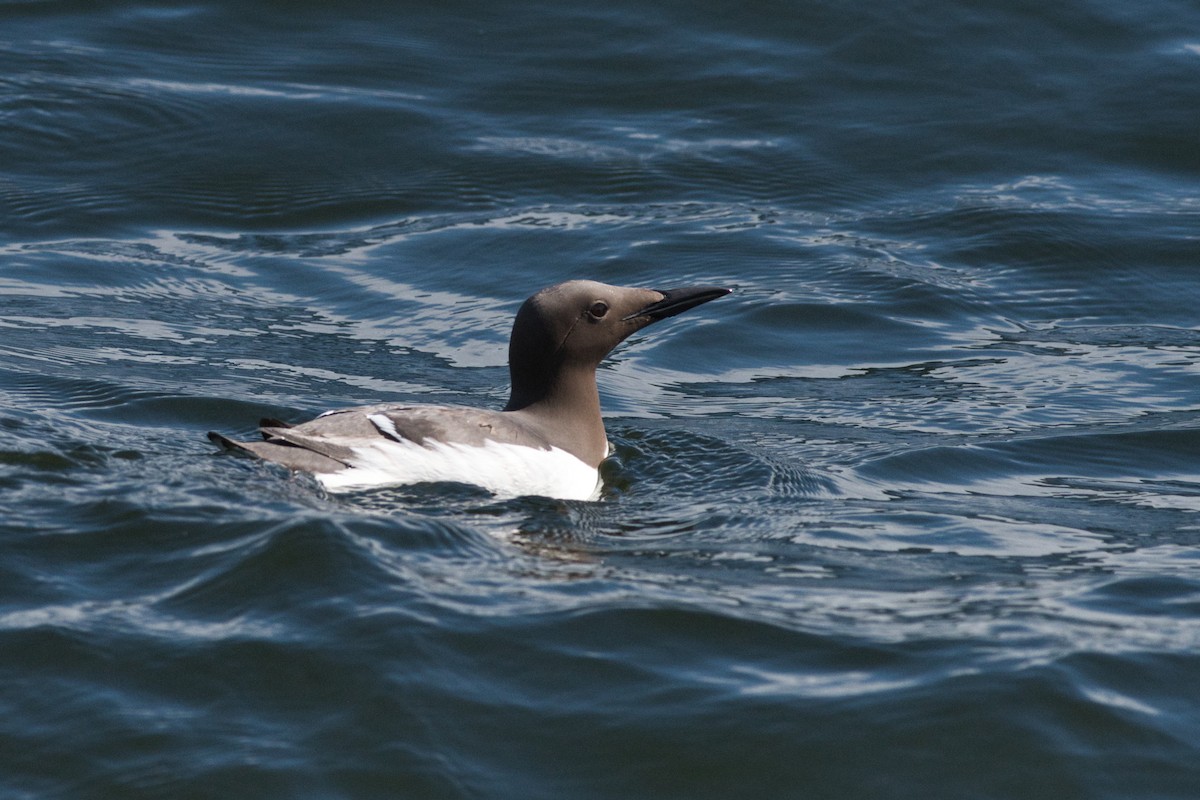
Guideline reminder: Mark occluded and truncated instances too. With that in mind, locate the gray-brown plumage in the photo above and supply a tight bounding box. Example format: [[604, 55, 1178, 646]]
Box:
[[209, 280, 730, 498]]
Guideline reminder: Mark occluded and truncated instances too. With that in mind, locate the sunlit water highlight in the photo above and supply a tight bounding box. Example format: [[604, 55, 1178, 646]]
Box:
[[3, 1, 1200, 798]]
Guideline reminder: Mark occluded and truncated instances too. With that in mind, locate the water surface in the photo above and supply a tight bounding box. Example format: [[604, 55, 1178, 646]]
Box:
[[3, 1, 1200, 797]]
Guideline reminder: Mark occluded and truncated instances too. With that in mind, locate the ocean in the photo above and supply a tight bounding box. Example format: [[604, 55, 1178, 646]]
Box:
[[2, 1, 1200, 797]]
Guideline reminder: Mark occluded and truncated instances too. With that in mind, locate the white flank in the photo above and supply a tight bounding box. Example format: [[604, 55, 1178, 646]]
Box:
[[315, 436, 602, 501]]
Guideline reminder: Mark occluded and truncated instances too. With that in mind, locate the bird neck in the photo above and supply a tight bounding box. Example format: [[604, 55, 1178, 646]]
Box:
[[503, 363, 608, 467]]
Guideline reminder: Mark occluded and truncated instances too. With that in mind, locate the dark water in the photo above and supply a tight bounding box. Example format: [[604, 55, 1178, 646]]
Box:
[[3, 1, 1200, 797]]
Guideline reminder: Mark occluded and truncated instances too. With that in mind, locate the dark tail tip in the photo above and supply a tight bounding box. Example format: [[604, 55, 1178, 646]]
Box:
[[207, 431, 239, 451], [259, 417, 292, 429]]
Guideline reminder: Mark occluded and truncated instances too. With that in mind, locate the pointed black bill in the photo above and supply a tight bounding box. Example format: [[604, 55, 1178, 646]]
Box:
[[623, 286, 732, 322]]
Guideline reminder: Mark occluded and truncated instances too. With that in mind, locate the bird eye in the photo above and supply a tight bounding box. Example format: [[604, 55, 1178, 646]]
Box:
[[588, 301, 609, 319]]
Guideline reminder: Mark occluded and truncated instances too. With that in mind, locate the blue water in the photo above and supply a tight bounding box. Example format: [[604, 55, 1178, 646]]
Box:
[[3, 1, 1200, 797]]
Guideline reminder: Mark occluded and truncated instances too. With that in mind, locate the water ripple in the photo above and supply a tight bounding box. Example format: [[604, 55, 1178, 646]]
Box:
[[4, 1, 1200, 796]]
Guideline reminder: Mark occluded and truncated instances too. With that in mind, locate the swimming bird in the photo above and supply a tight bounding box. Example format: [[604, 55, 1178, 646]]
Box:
[[208, 279, 730, 500]]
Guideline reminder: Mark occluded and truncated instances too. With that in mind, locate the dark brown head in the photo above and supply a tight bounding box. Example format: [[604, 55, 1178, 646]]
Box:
[[504, 279, 730, 411]]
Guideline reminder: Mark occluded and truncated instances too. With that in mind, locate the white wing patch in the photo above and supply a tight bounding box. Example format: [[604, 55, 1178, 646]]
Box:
[[366, 413, 401, 441], [315, 432, 601, 501]]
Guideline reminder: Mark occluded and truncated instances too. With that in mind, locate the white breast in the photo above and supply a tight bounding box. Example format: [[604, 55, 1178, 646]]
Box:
[[314, 436, 602, 501]]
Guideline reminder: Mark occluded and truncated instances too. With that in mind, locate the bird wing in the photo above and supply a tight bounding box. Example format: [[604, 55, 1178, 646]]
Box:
[[347, 404, 552, 450], [211, 405, 553, 475]]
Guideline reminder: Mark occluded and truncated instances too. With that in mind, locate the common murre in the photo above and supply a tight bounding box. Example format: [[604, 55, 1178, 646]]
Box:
[[208, 279, 730, 500]]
